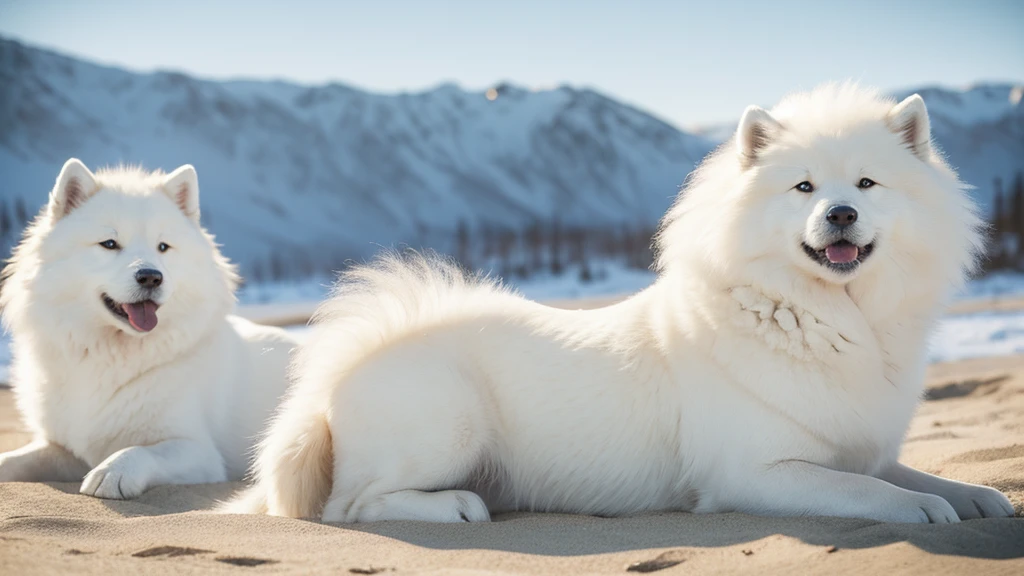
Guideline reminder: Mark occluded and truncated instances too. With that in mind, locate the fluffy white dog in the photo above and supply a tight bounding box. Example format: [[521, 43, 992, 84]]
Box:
[[227, 84, 1013, 523], [0, 159, 296, 499]]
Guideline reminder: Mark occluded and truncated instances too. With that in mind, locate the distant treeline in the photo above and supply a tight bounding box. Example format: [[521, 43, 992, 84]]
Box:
[[985, 172, 1024, 272], [452, 219, 657, 282], [0, 197, 32, 249], [3, 174, 1022, 284], [241, 170, 1024, 284], [245, 219, 659, 285]]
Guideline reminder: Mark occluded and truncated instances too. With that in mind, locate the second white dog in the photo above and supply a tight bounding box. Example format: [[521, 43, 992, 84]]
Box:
[[0, 159, 297, 499]]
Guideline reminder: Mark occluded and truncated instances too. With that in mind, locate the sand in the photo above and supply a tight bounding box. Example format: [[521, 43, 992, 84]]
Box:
[[2, 339, 1023, 573]]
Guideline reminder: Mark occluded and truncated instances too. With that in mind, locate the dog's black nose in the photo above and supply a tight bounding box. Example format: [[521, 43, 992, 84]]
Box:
[[135, 268, 163, 289], [826, 205, 858, 228]]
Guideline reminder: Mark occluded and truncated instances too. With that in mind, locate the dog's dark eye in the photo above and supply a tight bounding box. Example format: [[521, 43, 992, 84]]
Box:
[[857, 178, 877, 189], [158, 242, 171, 253], [795, 181, 814, 193], [99, 239, 120, 250]]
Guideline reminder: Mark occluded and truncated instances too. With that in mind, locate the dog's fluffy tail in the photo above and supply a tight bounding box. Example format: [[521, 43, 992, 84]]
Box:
[[220, 250, 511, 518], [219, 408, 333, 517]]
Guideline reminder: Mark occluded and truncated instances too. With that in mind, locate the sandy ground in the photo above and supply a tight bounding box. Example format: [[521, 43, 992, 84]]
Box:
[[2, 310, 1024, 574]]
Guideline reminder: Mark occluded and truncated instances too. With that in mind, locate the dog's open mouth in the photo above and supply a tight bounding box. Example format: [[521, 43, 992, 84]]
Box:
[[802, 240, 875, 273], [102, 294, 160, 332]]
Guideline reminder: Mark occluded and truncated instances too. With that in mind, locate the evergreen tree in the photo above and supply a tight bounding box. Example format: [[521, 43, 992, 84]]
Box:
[[14, 197, 29, 225], [0, 199, 10, 240], [566, 227, 586, 266], [480, 223, 495, 260], [269, 253, 286, 281], [578, 258, 593, 283], [620, 225, 636, 267], [251, 261, 265, 284], [1010, 172, 1024, 269], [549, 218, 564, 275], [455, 219, 471, 270], [496, 228, 515, 279], [525, 222, 543, 273], [988, 178, 1006, 270]]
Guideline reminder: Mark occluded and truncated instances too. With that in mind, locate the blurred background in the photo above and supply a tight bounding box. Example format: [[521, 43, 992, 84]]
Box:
[[0, 0, 1021, 310]]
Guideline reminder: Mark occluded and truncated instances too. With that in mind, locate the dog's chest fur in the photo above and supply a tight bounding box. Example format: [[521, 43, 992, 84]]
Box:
[[13, 329, 197, 466], [710, 285, 923, 474]]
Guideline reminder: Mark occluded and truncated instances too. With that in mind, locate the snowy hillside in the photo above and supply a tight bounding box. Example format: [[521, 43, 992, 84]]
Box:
[[893, 84, 1024, 214], [0, 37, 713, 276]]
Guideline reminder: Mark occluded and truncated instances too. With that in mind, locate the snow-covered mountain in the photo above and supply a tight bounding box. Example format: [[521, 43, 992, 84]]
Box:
[[1, 36, 1020, 278], [893, 84, 1024, 210], [0, 37, 713, 275]]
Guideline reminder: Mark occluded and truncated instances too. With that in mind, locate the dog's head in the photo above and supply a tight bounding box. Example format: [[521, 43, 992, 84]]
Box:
[[659, 84, 981, 297], [8, 159, 237, 338], [734, 88, 939, 285]]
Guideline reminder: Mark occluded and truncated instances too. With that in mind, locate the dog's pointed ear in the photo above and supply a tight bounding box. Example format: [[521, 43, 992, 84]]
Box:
[[736, 106, 782, 169], [887, 94, 931, 159], [163, 164, 200, 222], [49, 158, 97, 219]]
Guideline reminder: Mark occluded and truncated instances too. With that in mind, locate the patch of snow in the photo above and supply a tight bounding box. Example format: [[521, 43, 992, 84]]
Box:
[[928, 310, 1024, 364], [283, 324, 312, 342], [236, 261, 658, 307], [238, 277, 334, 306], [956, 271, 1024, 301], [0, 332, 9, 385], [512, 263, 655, 302]]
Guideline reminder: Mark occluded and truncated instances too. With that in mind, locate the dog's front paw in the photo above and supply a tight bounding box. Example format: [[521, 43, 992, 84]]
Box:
[[941, 483, 1015, 520], [81, 464, 146, 499], [872, 492, 960, 524], [80, 451, 150, 500]]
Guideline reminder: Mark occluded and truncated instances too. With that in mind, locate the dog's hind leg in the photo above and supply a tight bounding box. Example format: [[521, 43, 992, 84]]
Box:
[[328, 489, 491, 523], [319, 346, 494, 523], [0, 440, 89, 482]]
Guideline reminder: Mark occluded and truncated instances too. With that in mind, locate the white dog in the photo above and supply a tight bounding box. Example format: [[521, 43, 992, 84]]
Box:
[[226, 84, 1013, 524], [0, 159, 297, 499]]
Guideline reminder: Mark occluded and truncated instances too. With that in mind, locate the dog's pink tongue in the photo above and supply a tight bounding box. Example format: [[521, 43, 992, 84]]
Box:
[[121, 301, 158, 332], [825, 243, 859, 264]]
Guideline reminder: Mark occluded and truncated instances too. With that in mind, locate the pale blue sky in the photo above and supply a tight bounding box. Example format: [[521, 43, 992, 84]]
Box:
[[1, 0, 1021, 127]]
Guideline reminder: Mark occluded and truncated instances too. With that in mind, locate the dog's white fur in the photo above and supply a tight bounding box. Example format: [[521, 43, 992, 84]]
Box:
[[225, 84, 1013, 523], [0, 160, 296, 499]]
